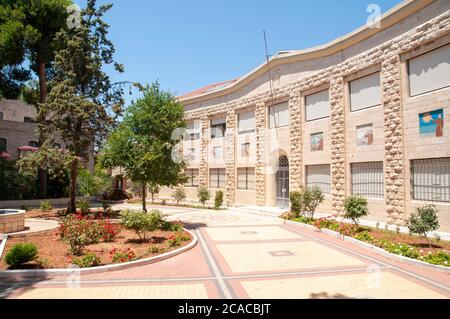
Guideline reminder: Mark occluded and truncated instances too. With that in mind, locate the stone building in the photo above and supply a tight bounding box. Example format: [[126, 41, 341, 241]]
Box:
[[0, 98, 95, 171], [162, 0, 450, 231]]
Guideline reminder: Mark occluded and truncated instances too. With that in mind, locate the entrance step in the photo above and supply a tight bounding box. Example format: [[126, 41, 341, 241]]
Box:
[[231, 205, 289, 217]]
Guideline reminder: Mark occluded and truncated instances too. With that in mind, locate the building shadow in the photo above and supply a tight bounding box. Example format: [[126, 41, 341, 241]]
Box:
[[0, 273, 49, 299], [309, 291, 358, 299]]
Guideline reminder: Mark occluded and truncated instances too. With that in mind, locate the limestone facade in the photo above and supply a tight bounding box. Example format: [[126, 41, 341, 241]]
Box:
[[158, 0, 450, 231]]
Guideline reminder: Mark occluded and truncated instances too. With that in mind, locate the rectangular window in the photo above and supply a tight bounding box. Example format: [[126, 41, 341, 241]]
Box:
[[186, 121, 200, 140], [213, 146, 222, 160], [186, 148, 195, 161], [351, 162, 384, 199], [269, 102, 289, 128], [0, 112, 3, 120], [238, 111, 255, 134], [349, 72, 381, 111], [306, 164, 331, 194], [241, 143, 250, 157], [185, 169, 199, 187], [411, 158, 450, 203], [210, 168, 226, 188], [23, 117, 34, 123], [237, 167, 255, 190], [211, 118, 226, 139], [408, 44, 450, 97], [305, 89, 330, 121], [0, 138, 6, 152]]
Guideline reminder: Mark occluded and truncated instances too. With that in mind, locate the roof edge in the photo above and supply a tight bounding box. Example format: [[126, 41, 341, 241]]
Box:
[[179, 0, 434, 105]]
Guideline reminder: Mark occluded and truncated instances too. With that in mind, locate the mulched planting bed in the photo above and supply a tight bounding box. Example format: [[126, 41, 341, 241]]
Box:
[[0, 226, 192, 270]]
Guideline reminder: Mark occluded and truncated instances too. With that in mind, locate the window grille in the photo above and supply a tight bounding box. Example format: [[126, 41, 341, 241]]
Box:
[[351, 162, 384, 198], [306, 164, 331, 194], [237, 167, 255, 190], [185, 169, 199, 187], [210, 168, 226, 188], [411, 158, 450, 203]]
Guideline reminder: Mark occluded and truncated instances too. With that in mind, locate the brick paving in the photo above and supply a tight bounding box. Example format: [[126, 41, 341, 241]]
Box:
[[2, 206, 449, 299]]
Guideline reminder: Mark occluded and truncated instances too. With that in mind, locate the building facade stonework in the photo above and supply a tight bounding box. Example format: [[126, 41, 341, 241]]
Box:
[[159, 0, 450, 231]]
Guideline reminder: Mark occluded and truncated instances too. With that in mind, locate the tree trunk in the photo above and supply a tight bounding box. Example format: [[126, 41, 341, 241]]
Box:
[[68, 158, 79, 214], [37, 60, 48, 199], [151, 192, 154, 204], [142, 183, 147, 212]]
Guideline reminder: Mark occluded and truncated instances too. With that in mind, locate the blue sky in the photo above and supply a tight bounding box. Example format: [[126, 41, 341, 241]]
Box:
[[74, 0, 403, 103]]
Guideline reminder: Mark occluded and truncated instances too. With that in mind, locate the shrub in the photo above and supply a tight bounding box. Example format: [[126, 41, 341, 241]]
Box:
[[289, 187, 324, 219], [120, 210, 164, 241], [197, 187, 210, 207], [381, 242, 420, 259], [338, 223, 358, 237], [110, 248, 135, 263], [148, 246, 166, 254], [407, 205, 439, 247], [59, 214, 105, 255], [313, 216, 339, 231], [355, 231, 374, 243], [77, 199, 90, 214], [40, 200, 53, 212], [36, 258, 51, 269], [214, 190, 224, 210], [289, 191, 302, 217], [20, 205, 32, 212], [5, 243, 38, 269], [172, 186, 187, 205], [72, 252, 101, 268], [343, 195, 368, 226], [100, 220, 121, 242], [421, 251, 450, 267], [170, 221, 184, 232], [168, 232, 189, 247]]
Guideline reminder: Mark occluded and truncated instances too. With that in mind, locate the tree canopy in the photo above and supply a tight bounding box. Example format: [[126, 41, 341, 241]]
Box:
[[100, 82, 187, 211]]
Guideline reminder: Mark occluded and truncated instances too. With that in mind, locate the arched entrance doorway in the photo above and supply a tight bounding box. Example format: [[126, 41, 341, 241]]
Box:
[[276, 155, 289, 207]]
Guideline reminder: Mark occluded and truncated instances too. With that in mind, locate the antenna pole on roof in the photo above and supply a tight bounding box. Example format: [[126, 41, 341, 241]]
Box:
[[263, 31, 275, 105]]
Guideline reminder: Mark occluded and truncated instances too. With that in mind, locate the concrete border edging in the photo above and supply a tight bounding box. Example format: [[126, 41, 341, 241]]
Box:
[[0, 228, 197, 279], [0, 235, 8, 259], [285, 219, 450, 274]]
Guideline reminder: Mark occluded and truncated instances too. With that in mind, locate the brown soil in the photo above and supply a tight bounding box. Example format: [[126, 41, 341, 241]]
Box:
[[0, 227, 192, 270], [25, 209, 121, 221]]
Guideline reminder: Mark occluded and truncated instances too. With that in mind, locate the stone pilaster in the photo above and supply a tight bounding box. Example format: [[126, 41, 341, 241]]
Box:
[[225, 109, 236, 205], [289, 90, 303, 191], [329, 74, 346, 215], [199, 115, 209, 187], [255, 101, 266, 205], [381, 54, 406, 226]]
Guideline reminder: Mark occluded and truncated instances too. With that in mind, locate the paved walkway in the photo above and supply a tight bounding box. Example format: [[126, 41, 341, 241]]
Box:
[[1, 206, 449, 299]]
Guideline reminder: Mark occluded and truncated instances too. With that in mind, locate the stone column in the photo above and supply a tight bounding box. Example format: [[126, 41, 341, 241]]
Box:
[[329, 73, 346, 215], [289, 90, 303, 191], [199, 114, 209, 187], [225, 109, 236, 206], [381, 54, 406, 226], [255, 101, 266, 206]]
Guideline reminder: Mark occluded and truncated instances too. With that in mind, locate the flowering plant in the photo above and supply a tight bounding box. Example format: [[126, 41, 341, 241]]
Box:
[[110, 248, 135, 263]]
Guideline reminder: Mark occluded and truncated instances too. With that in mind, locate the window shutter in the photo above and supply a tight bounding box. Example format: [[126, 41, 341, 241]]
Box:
[[305, 90, 330, 121], [350, 72, 381, 111], [408, 44, 450, 97], [238, 111, 255, 133]]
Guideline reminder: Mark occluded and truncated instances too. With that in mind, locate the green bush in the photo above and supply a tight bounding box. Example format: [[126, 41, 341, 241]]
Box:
[[407, 205, 439, 247], [120, 210, 165, 241], [355, 231, 374, 243], [421, 251, 450, 267], [197, 187, 210, 207], [289, 186, 324, 219], [381, 242, 420, 259], [59, 215, 105, 255], [343, 195, 368, 226], [214, 190, 224, 210], [289, 191, 303, 217], [72, 252, 101, 268], [77, 199, 90, 214], [4, 243, 38, 269], [40, 200, 53, 212], [172, 186, 187, 205], [77, 166, 113, 197]]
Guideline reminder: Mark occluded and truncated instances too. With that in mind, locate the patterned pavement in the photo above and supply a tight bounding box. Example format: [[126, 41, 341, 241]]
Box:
[[2, 206, 449, 299]]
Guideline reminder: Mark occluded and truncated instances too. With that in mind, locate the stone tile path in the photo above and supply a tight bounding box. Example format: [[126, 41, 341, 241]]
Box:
[[2, 206, 449, 299]]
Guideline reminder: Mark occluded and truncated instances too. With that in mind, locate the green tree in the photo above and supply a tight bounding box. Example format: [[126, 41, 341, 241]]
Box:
[[197, 187, 210, 207], [25, 0, 124, 213], [0, 0, 73, 197], [408, 205, 440, 247], [100, 82, 187, 212]]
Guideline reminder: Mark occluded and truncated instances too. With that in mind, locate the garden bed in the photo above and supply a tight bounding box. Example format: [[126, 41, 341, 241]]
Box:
[[286, 215, 450, 267], [0, 226, 192, 270], [25, 208, 122, 221]]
